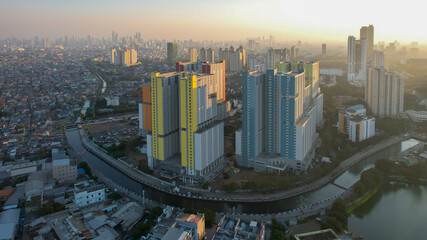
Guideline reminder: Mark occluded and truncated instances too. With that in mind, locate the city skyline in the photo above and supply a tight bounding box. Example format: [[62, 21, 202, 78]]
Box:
[[1, 0, 426, 43]]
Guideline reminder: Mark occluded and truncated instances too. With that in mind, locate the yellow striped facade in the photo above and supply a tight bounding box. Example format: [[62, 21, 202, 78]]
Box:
[[151, 72, 181, 161], [358, 121, 363, 142], [339, 112, 347, 134], [180, 73, 198, 169], [151, 73, 162, 160]]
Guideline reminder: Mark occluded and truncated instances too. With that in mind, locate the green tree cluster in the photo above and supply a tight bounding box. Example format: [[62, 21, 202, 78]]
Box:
[[270, 217, 287, 240], [14, 175, 28, 185], [270, 217, 288, 240], [150, 206, 163, 218], [95, 97, 107, 109], [131, 220, 153, 239], [352, 168, 383, 197], [322, 198, 348, 233], [78, 161, 92, 176], [39, 203, 65, 216]]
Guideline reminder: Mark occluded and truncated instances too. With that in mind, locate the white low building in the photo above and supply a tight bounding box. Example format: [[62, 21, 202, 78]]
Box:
[[348, 116, 376, 143], [105, 96, 120, 106], [73, 180, 105, 207], [406, 110, 427, 122]]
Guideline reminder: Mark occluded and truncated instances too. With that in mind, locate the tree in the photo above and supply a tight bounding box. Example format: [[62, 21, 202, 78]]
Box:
[[39, 203, 65, 216], [78, 161, 92, 176], [271, 217, 287, 240], [138, 161, 153, 174], [200, 208, 215, 228], [375, 159, 395, 175], [131, 220, 153, 239], [39, 204, 54, 216], [150, 206, 163, 218], [323, 198, 348, 233], [353, 181, 367, 197], [271, 229, 286, 240], [360, 168, 383, 190], [271, 216, 277, 225], [202, 182, 210, 190], [95, 97, 107, 109], [323, 216, 345, 233]]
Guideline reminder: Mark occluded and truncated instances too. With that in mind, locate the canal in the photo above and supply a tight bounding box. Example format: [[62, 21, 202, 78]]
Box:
[[65, 128, 419, 214]]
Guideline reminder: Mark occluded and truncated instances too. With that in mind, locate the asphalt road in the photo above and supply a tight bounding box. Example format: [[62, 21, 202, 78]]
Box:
[[77, 126, 407, 203]]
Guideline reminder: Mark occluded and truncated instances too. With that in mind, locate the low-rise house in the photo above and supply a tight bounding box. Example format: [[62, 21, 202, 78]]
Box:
[[74, 180, 106, 207]]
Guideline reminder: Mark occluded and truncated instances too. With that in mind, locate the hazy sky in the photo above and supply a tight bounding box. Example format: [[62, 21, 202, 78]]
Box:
[[0, 0, 425, 43]]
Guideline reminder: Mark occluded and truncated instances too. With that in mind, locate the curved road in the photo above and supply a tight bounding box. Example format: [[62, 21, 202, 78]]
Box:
[[78, 127, 407, 202]]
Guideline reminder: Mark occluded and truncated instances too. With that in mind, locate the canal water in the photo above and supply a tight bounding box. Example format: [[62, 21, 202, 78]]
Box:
[[65, 128, 419, 214], [348, 183, 427, 240]]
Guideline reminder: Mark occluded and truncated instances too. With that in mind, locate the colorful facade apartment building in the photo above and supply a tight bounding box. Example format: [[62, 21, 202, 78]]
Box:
[[143, 62, 226, 183]]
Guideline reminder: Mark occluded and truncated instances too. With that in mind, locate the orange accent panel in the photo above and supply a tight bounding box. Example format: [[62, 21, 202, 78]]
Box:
[[142, 85, 151, 103], [143, 104, 152, 131]]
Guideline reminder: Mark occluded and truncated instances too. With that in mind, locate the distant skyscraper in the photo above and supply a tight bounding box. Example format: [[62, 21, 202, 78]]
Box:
[[218, 48, 229, 71], [237, 46, 246, 68], [247, 54, 259, 72], [167, 42, 178, 64], [112, 31, 118, 43], [111, 49, 117, 64], [373, 50, 385, 67], [43, 39, 50, 48], [199, 48, 207, 62], [347, 36, 356, 81], [248, 39, 255, 52], [111, 47, 138, 66], [322, 43, 327, 57], [366, 67, 404, 117], [189, 48, 197, 62], [290, 46, 296, 60], [360, 25, 374, 58], [135, 32, 142, 43], [347, 36, 367, 82], [206, 48, 214, 63], [266, 48, 282, 69], [220, 46, 245, 72], [269, 35, 275, 47]]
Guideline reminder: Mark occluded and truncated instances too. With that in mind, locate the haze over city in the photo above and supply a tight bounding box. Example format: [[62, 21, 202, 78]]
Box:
[[1, 0, 427, 43], [1, 1, 427, 240]]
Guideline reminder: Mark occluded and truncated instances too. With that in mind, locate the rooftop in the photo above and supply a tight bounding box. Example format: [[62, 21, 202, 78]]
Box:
[[0, 188, 15, 198], [74, 180, 104, 193], [162, 227, 189, 240], [0, 223, 16, 240], [348, 104, 365, 111], [178, 213, 204, 224], [0, 208, 21, 224]]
